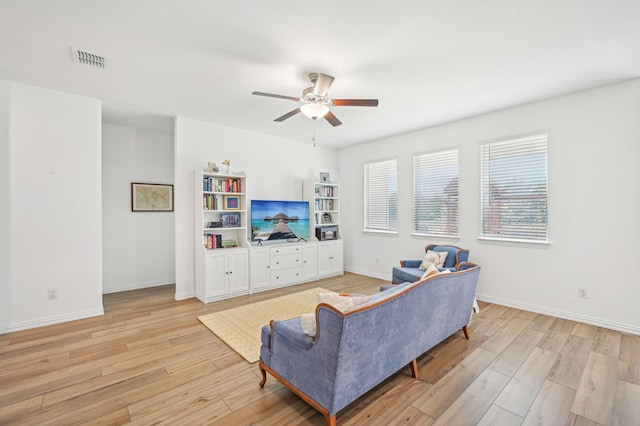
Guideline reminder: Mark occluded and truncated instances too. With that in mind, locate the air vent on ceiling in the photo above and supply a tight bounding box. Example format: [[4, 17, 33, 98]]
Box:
[[71, 47, 105, 68]]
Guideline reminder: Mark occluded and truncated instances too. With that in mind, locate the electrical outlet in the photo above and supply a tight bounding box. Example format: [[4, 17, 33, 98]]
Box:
[[48, 288, 58, 300], [578, 287, 588, 299]]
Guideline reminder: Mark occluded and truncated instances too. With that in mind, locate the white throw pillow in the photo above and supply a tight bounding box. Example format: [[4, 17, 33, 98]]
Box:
[[419, 250, 448, 270], [301, 293, 371, 337]]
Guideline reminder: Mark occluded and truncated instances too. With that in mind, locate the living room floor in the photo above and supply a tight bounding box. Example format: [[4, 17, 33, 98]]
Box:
[[0, 273, 638, 425]]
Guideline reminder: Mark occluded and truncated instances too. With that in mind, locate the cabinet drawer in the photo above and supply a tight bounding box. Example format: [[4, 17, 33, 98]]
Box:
[[270, 267, 303, 286], [270, 253, 302, 270], [270, 245, 302, 256]]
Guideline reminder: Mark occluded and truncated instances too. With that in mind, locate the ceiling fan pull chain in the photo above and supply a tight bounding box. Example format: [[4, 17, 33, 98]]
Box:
[[312, 119, 316, 147]]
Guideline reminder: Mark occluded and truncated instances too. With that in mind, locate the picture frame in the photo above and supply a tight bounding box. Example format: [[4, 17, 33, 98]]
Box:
[[131, 183, 174, 212], [323, 212, 333, 224], [223, 195, 240, 210], [208, 162, 219, 173], [319, 172, 330, 183]]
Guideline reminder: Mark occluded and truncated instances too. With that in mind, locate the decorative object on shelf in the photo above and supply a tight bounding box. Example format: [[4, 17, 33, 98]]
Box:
[[208, 162, 219, 173], [323, 213, 333, 224], [222, 159, 231, 174], [223, 195, 240, 210], [320, 172, 330, 183], [131, 183, 174, 212]]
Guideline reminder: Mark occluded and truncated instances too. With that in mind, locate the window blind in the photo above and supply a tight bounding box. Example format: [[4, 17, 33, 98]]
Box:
[[480, 134, 548, 242], [412, 149, 459, 236], [363, 159, 398, 232]]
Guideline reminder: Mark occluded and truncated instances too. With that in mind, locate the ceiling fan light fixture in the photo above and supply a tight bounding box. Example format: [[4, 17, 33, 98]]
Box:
[[300, 103, 330, 120]]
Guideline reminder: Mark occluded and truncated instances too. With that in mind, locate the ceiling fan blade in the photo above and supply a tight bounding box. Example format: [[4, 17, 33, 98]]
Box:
[[324, 110, 342, 127], [252, 91, 300, 102], [274, 108, 301, 122], [312, 73, 335, 97], [332, 99, 379, 107]]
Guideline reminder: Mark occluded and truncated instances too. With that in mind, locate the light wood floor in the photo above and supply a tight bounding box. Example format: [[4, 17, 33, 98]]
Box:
[[1, 272, 639, 425]]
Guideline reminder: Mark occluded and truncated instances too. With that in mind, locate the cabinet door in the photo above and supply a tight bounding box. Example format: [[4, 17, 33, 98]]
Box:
[[250, 248, 270, 291], [205, 252, 228, 298], [302, 244, 318, 281], [329, 241, 344, 274], [317, 243, 332, 277], [227, 250, 249, 294]]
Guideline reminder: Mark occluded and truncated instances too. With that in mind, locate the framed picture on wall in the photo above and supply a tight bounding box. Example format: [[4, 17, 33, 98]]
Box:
[[131, 183, 174, 212]]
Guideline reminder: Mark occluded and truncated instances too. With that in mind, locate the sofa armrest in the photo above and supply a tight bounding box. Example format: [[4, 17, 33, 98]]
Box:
[[271, 319, 314, 350], [457, 261, 478, 271], [400, 259, 422, 268]]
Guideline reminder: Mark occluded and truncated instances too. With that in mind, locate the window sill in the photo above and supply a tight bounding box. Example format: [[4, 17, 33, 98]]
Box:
[[477, 237, 550, 248], [363, 229, 398, 235], [411, 233, 459, 239]]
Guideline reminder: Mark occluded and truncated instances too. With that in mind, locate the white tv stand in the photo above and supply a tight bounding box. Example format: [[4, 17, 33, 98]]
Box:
[[249, 240, 343, 294]]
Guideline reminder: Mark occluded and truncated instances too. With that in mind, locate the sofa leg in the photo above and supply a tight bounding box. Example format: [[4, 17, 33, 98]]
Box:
[[325, 414, 336, 426], [259, 362, 267, 388], [462, 325, 470, 340], [410, 359, 419, 379]]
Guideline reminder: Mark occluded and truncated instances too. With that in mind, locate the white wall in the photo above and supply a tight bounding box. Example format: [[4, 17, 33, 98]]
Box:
[[0, 81, 103, 334], [339, 79, 640, 334], [174, 117, 338, 299], [102, 123, 175, 293], [0, 81, 10, 328]]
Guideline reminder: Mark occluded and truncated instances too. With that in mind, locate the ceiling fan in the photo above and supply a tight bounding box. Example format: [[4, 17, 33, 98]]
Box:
[[252, 73, 378, 127]]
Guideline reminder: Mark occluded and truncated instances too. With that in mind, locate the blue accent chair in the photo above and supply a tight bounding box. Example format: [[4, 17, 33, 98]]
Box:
[[392, 244, 470, 284]]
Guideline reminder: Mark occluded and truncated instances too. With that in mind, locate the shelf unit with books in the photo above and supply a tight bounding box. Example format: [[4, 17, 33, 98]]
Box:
[[194, 169, 249, 303], [303, 178, 343, 278], [303, 179, 340, 234]]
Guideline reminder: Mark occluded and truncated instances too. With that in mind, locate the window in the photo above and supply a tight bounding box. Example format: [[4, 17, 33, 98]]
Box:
[[364, 159, 398, 232], [412, 149, 459, 236], [480, 133, 548, 242]]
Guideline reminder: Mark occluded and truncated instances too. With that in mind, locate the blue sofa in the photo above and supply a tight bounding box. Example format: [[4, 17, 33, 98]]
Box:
[[392, 243, 470, 284], [258, 265, 481, 426]]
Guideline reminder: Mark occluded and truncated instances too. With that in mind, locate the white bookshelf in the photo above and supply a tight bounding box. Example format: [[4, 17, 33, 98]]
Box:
[[194, 169, 249, 303]]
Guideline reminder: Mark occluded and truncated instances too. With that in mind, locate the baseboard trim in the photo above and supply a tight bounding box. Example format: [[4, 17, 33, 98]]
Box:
[[477, 293, 640, 336], [344, 268, 639, 335], [0, 307, 105, 335], [175, 290, 196, 301], [102, 278, 175, 294], [344, 267, 390, 282]]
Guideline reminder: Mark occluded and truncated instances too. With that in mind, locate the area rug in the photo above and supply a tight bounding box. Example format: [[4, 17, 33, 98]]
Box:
[[198, 287, 330, 363]]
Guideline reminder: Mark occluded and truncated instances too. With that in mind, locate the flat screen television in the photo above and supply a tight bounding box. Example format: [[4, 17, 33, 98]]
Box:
[[250, 200, 310, 242]]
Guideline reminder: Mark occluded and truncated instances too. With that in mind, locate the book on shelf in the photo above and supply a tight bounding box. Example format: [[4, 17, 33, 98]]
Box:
[[204, 234, 239, 249], [203, 177, 242, 193], [315, 199, 334, 211], [221, 240, 238, 248], [203, 194, 218, 210], [316, 185, 334, 197], [219, 212, 241, 228], [204, 233, 223, 249]]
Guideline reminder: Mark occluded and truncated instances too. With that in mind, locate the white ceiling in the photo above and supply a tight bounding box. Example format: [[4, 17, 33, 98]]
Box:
[[1, 1, 639, 148]]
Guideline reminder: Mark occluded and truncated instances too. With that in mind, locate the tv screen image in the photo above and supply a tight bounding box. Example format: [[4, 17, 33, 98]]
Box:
[[251, 200, 310, 241]]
